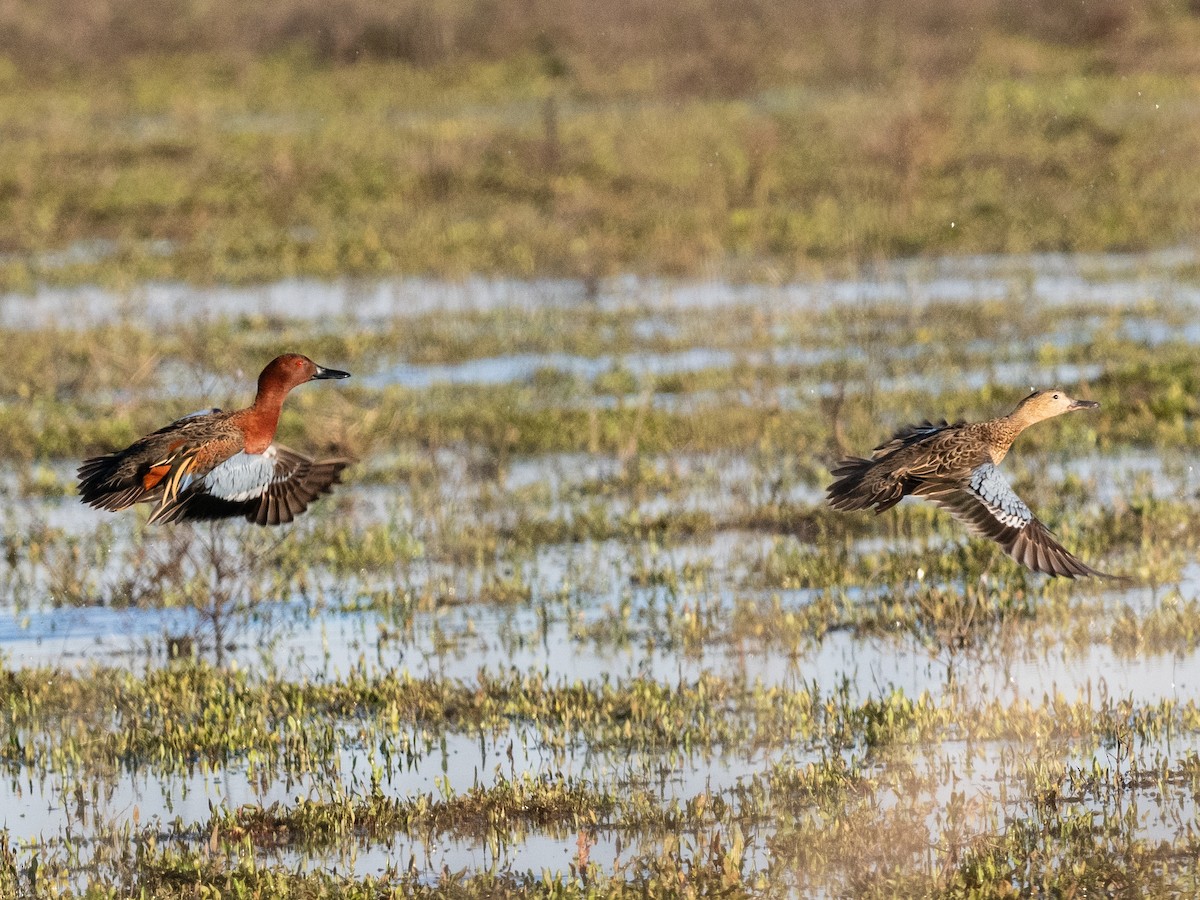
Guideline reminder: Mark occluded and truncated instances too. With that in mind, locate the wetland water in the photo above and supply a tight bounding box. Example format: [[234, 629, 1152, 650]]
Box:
[[5, 250, 1200, 894]]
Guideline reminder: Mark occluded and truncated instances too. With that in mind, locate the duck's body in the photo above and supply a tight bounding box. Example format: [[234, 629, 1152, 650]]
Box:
[[826, 389, 1109, 578], [78, 354, 351, 526]]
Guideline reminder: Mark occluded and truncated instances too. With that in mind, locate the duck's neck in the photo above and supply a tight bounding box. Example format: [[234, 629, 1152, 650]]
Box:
[[981, 414, 1031, 465], [1004, 403, 1047, 434], [240, 387, 287, 453]]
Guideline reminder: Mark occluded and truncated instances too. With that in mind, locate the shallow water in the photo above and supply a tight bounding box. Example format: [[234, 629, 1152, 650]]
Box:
[[4, 245, 1200, 329], [6, 259, 1200, 889], [4, 459, 1194, 875]]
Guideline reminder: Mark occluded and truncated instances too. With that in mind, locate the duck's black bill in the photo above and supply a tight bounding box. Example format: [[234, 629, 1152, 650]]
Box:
[[313, 365, 351, 380], [1069, 399, 1099, 410]]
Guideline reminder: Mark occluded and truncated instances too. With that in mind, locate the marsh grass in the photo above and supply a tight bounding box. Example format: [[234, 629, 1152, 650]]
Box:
[[3, 16, 1200, 288], [6, 7, 1200, 892], [5, 275, 1200, 893]]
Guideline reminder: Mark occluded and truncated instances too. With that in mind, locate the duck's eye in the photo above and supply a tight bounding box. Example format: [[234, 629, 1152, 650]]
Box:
[[1053, 393, 1060, 399]]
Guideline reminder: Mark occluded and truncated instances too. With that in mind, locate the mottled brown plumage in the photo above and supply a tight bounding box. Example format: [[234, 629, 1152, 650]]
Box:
[[78, 354, 351, 526], [827, 389, 1113, 579]]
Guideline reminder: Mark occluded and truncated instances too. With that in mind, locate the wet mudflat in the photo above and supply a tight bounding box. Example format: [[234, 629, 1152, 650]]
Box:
[[5, 253, 1200, 896]]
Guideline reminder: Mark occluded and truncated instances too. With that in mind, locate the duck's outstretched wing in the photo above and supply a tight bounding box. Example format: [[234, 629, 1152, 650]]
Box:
[[872, 419, 958, 458], [78, 419, 238, 514], [917, 463, 1113, 579], [150, 444, 350, 526]]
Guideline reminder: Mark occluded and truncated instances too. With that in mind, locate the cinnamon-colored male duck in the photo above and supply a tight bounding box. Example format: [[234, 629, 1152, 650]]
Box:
[[826, 389, 1111, 578], [78, 354, 351, 525]]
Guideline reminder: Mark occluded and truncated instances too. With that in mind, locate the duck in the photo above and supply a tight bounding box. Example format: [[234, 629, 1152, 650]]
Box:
[[78, 354, 351, 526], [826, 389, 1111, 578]]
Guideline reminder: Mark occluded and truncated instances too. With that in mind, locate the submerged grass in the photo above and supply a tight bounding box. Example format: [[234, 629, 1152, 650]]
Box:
[[3, 293, 1200, 466], [5, 271, 1200, 893], [9, 661, 1200, 897], [3, 7, 1200, 891], [5, 660, 1200, 782]]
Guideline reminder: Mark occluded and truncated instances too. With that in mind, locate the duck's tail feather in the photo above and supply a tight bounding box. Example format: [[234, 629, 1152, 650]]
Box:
[[826, 457, 908, 513], [77, 454, 142, 511]]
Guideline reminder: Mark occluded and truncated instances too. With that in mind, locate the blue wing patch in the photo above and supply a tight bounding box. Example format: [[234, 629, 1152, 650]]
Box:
[[968, 464, 1032, 529]]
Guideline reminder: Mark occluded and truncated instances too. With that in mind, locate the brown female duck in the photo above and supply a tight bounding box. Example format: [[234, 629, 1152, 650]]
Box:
[[78, 354, 351, 526], [826, 389, 1110, 578]]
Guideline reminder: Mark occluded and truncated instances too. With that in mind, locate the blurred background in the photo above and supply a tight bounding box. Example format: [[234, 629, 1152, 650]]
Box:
[[1, 0, 1198, 289]]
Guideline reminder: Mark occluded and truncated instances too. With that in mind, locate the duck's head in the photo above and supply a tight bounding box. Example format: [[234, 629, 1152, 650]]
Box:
[[1011, 388, 1099, 424], [257, 354, 351, 397]]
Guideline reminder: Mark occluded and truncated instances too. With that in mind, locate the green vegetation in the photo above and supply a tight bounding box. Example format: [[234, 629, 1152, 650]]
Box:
[[0, 276, 1197, 894], [1, 295, 1199, 465], [1, 0, 1200, 286], [4, 2, 1200, 893]]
